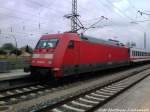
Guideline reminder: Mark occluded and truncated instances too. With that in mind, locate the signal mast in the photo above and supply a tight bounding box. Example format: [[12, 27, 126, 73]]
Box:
[[64, 0, 108, 33], [64, 0, 84, 32]]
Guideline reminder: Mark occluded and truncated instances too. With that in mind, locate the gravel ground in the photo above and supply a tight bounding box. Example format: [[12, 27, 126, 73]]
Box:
[[3, 64, 150, 112]]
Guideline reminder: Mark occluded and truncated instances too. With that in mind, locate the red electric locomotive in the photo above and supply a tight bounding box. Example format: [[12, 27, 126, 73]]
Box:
[[30, 32, 130, 79]]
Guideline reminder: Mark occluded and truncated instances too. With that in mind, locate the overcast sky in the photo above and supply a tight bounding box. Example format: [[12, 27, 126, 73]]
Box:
[[0, 0, 150, 50]]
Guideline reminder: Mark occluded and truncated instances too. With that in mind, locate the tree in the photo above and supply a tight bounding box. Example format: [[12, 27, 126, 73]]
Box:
[[1, 43, 16, 51], [0, 49, 6, 55], [10, 49, 22, 56], [25, 45, 33, 54]]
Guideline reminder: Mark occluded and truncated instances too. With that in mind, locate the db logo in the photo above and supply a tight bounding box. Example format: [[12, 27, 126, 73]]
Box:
[[108, 54, 111, 58]]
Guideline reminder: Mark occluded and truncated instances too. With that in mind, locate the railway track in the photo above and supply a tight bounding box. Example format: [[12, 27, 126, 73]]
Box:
[[0, 83, 49, 105], [33, 67, 150, 112], [0, 64, 150, 112], [0, 77, 85, 105]]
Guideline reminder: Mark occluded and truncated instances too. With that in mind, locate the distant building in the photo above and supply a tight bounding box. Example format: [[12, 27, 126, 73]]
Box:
[[20, 51, 31, 57], [126, 42, 136, 48]]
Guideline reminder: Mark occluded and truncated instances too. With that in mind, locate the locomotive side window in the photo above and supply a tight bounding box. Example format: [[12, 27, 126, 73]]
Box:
[[68, 40, 74, 48], [36, 38, 59, 48]]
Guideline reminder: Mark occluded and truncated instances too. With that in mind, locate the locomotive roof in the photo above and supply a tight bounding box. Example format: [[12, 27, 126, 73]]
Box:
[[40, 32, 126, 48], [79, 34, 126, 47]]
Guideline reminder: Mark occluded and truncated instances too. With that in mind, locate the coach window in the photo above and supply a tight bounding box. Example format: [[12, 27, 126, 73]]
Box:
[[135, 51, 137, 56], [135, 51, 136, 56], [132, 51, 134, 56], [68, 40, 74, 49], [133, 51, 135, 56]]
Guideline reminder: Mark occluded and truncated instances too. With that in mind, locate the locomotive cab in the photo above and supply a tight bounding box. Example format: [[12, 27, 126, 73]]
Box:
[[30, 32, 80, 78], [32, 38, 58, 67], [31, 38, 59, 78]]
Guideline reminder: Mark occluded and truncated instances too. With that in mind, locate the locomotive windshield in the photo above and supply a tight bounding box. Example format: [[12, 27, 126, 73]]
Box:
[[36, 38, 59, 48]]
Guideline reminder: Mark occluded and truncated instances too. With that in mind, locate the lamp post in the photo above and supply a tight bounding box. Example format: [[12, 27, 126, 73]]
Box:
[[12, 35, 17, 59], [130, 21, 147, 50]]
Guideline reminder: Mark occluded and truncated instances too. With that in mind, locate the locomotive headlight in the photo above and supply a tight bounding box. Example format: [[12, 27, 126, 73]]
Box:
[[48, 60, 52, 64], [32, 60, 36, 63], [44, 54, 54, 59]]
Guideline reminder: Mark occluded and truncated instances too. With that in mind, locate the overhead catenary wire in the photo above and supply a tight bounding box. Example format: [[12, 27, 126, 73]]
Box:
[[106, 0, 135, 21], [0, 0, 71, 32], [104, 0, 146, 31], [82, 16, 108, 33], [0, 10, 66, 35], [0, 0, 148, 38], [97, 0, 126, 20], [128, 0, 148, 20]]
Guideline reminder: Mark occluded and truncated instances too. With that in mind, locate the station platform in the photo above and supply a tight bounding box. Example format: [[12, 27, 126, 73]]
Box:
[[0, 69, 30, 81], [96, 75, 150, 112]]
